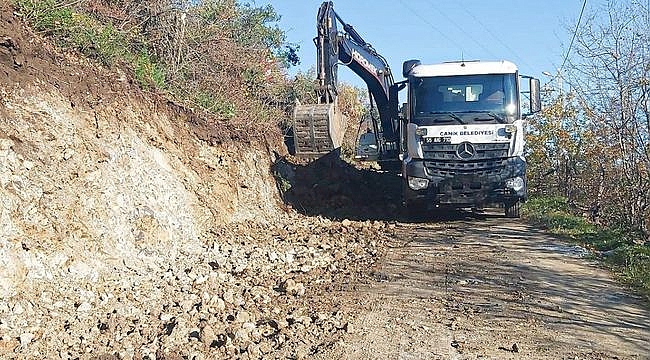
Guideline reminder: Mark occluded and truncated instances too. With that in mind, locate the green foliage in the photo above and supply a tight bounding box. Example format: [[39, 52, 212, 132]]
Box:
[[528, 1, 650, 237], [195, 0, 299, 68], [14, 0, 73, 32], [193, 92, 236, 119], [234, 3, 284, 49], [69, 17, 127, 65], [524, 196, 650, 300], [14, 1, 127, 65], [287, 70, 318, 104], [608, 246, 650, 296], [12, 0, 300, 130], [134, 52, 166, 90]]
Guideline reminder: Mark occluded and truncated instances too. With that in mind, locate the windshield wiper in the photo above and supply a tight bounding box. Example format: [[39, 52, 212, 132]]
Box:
[[487, 112, 505, 123], [427, 111, 465, 124], [460, 110, 506, 123]]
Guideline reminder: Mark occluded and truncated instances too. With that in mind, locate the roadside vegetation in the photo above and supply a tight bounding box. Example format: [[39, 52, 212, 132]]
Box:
[[12, 0, 309, 137], [525, 0, 649, 300], [523, 197, 650, 300]]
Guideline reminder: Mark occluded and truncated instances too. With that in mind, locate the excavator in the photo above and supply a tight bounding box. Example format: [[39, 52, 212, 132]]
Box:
[[292, 1, 401, 162], [294, 1, 542, 217]]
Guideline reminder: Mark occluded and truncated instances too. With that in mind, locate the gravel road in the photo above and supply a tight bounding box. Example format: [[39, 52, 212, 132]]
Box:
[[317, 212, 650, 360]]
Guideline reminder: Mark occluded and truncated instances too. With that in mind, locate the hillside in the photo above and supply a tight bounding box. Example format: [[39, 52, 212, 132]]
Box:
[[0, 4, 388, 358]]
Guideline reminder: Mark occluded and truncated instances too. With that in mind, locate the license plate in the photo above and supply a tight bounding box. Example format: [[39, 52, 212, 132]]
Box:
[[424, 137, 451, 144]]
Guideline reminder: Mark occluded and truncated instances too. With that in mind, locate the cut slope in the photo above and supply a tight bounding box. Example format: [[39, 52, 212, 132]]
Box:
[[0, 4, 283, 297], [0, 6, 389, 358]]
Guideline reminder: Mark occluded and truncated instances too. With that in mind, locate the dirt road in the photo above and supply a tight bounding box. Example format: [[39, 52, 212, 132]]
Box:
[[317, 213, 650, 359]]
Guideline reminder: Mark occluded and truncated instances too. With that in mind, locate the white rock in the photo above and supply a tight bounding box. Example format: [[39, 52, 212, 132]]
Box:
[[201, 325, 216, 345], [77, 302, 92, 313], [284, 280, 305, 297], [223, 290, 235, 304], [236, 311, 251, 323], [62, 148, 75, 161], [13, 303, 24, 315], [211, 297, 225, 312], [268, 252, 278, 262], [19, 333, 34, 347]]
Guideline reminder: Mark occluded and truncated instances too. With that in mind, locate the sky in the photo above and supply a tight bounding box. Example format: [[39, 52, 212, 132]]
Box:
[[264, 0, 591, 90]]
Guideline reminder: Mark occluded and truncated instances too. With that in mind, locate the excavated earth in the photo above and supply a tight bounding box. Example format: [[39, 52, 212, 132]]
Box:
[[1, 4, 649, 360], [0, 6, 390, 359]]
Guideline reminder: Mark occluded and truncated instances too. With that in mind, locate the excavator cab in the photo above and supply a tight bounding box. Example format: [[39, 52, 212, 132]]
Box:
[[355, 130, 380, 161]]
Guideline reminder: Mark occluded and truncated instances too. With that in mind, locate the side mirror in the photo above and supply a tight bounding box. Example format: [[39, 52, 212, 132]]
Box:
[[529, 78, 541, 114], [390, 82, 407, 123], [402, 59, 421, 78]]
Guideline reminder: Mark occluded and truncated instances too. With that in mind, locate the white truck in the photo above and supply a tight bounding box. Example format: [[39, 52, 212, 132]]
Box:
[[400, 60, 541, 217]]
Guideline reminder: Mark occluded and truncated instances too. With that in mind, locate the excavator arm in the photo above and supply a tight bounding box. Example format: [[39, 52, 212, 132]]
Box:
[[293, 1, 398, 158]]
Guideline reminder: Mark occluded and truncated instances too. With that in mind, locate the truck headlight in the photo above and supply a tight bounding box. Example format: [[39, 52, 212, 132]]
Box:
[[408, 176, 429, 191], [415, 127, 428, 136], [506, 177, 525, 192]]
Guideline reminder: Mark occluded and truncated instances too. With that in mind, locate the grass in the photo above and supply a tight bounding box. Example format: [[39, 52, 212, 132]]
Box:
[[193, 92, 236, 119], [523, 196, 650, 301], [15, 0, 127, 66], [134, 51, 167, 90], [14, 1, 171, 90]]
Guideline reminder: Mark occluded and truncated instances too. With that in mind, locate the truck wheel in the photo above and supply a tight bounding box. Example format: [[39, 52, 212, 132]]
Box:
[[505, 201, 521, 218]]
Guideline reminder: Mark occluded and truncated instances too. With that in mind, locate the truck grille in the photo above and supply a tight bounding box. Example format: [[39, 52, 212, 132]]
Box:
[[423, 142, 510, 177], [422, 142, 510, 161]]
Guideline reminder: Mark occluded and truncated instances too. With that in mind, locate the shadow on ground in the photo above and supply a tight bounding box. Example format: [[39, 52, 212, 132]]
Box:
[[271, 151, 505, 222]]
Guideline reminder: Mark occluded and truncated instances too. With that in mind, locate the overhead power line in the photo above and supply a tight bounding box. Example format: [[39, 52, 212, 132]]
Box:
[[397, 0, 465, 56], [451, 3, 535, 71], [560, 0, 587, 72], [422, 0, 500, 60]]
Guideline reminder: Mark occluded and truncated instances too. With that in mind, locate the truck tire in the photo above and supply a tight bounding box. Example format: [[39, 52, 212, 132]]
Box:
[[505, 201, 521, 218]]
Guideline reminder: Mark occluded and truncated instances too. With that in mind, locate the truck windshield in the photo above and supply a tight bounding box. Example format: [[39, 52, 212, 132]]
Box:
[[411, 73, 518, 125]]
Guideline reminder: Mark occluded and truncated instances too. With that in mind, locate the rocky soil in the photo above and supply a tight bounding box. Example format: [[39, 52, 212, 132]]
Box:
[[0, 6, 393, 359]]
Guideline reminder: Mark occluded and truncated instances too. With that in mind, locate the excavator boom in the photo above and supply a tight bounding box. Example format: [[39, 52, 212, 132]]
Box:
[[293, 1, 396, 158]]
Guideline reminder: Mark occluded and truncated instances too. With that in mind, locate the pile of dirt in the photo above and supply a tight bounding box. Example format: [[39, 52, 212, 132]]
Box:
[[0, 5, 392, 359], [273, 152, 403, 221]]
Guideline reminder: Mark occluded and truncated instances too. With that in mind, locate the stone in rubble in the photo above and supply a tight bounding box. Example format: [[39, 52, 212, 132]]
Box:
[[236, 310, 252, 323], [19, 333, 34, 348], [295, 344, 310, 359], [344, 322, 354, 333], [223, 290, 235, 304], [282, 279, 305, 297], [201, 325, 216, 345], [0, 336, 19, 353]]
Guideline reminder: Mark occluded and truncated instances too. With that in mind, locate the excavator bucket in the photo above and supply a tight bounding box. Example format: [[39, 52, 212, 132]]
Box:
[[292, 102, 347, 158]]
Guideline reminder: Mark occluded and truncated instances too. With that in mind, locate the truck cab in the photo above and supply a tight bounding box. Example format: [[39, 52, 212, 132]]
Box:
[[400, 60, 541, 217]]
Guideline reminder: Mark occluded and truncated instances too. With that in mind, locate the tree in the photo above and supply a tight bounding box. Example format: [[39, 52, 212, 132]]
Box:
[[531, 0, 650, 237]]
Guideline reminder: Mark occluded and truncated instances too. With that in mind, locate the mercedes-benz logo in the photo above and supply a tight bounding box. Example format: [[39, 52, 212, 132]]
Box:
[[456, 142, 476, 160]]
